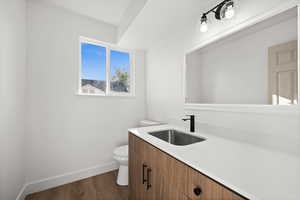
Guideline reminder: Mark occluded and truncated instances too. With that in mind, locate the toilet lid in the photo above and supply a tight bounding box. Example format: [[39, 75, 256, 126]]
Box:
[[114, 145, 128, 157]]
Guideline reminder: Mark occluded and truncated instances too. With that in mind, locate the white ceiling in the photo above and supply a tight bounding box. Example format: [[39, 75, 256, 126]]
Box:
[[118, 0, 219, 48], [118, 0, 291, 49], [38, 0, 134, 26]]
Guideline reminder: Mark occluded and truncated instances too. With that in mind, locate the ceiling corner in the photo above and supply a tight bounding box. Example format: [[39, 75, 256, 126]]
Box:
[[117, 0, 149, 43]]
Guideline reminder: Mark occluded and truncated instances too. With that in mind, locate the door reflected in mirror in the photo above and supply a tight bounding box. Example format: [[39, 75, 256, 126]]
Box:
[[185, 7, 298, 105]]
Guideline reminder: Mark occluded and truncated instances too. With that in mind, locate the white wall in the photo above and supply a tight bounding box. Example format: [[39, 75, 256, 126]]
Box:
[[26, 0, 146, 184], [146, 0, 300, 155], [186, 14, 297, 104], [0, 0, 27, 199]]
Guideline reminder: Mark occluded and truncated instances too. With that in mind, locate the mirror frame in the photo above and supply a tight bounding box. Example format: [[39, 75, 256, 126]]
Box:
[[183, 2, 300, 115]]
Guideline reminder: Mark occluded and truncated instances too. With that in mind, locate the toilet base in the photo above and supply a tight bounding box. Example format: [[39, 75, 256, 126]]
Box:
[[117, 165, 128, 186]]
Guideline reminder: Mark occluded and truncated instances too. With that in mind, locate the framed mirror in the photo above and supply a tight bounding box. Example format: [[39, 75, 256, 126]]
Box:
[[184, 6, 299, 109]]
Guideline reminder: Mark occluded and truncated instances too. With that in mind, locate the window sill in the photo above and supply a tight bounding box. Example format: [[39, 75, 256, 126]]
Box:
[[75, 92, 136, 98]]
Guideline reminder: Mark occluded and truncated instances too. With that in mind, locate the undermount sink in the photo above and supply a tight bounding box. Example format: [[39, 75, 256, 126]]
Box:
[[148, 129, 206, 146]]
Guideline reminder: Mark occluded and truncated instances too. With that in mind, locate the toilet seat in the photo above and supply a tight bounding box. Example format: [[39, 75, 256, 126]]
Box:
[[113, 145, 128, 158]]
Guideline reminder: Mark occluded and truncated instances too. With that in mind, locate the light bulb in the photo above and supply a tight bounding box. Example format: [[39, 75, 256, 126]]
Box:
[[225, 5, 235, 19], [200, 21, 208, 33]]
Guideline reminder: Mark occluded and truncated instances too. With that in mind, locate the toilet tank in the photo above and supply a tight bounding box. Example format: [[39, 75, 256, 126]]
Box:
[[139, 120, 161, 127]]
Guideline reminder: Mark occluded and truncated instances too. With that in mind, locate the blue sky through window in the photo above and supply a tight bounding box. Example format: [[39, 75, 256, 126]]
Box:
[[81, 43, 106, 80], [81, 43, 130, 81], [110, 50, 130, 79]]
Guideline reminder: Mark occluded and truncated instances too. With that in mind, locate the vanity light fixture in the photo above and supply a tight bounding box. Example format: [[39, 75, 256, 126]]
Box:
[[200, 0, 235, 33]]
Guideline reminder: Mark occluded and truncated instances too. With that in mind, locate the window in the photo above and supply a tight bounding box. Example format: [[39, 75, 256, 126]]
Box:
[[81, 43, 106, 94], [79, 37, 135, 96], [110, 50, 131, 93]]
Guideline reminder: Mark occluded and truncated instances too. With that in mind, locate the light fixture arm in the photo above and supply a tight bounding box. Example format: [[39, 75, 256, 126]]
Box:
[[203, 0, 231, 16]]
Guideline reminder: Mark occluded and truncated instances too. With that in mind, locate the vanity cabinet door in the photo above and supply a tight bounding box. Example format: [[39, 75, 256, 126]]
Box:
[[129, 133, 147, 200], [145, 145, 190, 200], [129, 133, 162, 200], [141, 136, 167, 200], [129, 133, 189, 200], [163, 152, 189, 193]]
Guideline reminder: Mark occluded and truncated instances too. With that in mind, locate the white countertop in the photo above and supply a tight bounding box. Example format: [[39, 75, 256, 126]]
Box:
[[129, 125, 300, 200]]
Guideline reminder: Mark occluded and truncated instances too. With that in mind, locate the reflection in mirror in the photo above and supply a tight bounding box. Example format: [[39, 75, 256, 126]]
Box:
[[185, 7, 298, 105]]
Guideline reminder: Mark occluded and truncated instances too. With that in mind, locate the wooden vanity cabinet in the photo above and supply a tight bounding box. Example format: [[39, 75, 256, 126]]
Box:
[[129, 132, 187, 200], [129, 133, 248, 200]]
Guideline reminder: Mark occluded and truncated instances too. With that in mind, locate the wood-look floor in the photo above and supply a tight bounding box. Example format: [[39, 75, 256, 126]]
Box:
[[25, 170, 128, 200]]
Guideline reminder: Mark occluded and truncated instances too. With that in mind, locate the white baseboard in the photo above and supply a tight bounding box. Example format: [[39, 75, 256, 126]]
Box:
[[16, 161, 118, 200]]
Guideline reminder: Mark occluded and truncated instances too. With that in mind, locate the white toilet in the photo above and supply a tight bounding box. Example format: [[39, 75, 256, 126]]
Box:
[[113, 120, 161, 186]]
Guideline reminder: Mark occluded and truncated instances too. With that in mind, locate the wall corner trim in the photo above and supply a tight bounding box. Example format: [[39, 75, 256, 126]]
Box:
[[16, 162, 118, 200]]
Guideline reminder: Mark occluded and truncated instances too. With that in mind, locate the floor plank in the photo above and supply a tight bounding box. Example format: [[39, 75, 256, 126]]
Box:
[[25, 170, 128, 200]]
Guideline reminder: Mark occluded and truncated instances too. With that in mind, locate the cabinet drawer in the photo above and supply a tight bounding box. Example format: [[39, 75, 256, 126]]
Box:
[[186, 168, 247, 200]]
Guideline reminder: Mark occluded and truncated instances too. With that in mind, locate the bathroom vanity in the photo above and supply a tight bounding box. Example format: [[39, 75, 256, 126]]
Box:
[[128, 125, 300, 200], [129, 131, 247, 200]]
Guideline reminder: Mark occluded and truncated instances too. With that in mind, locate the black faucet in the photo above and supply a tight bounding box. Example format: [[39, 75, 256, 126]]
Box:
[[182, 115, 195, 132]]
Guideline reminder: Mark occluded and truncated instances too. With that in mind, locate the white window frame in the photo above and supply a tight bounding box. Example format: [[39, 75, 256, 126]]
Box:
[[78, 36, 135, 97]]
